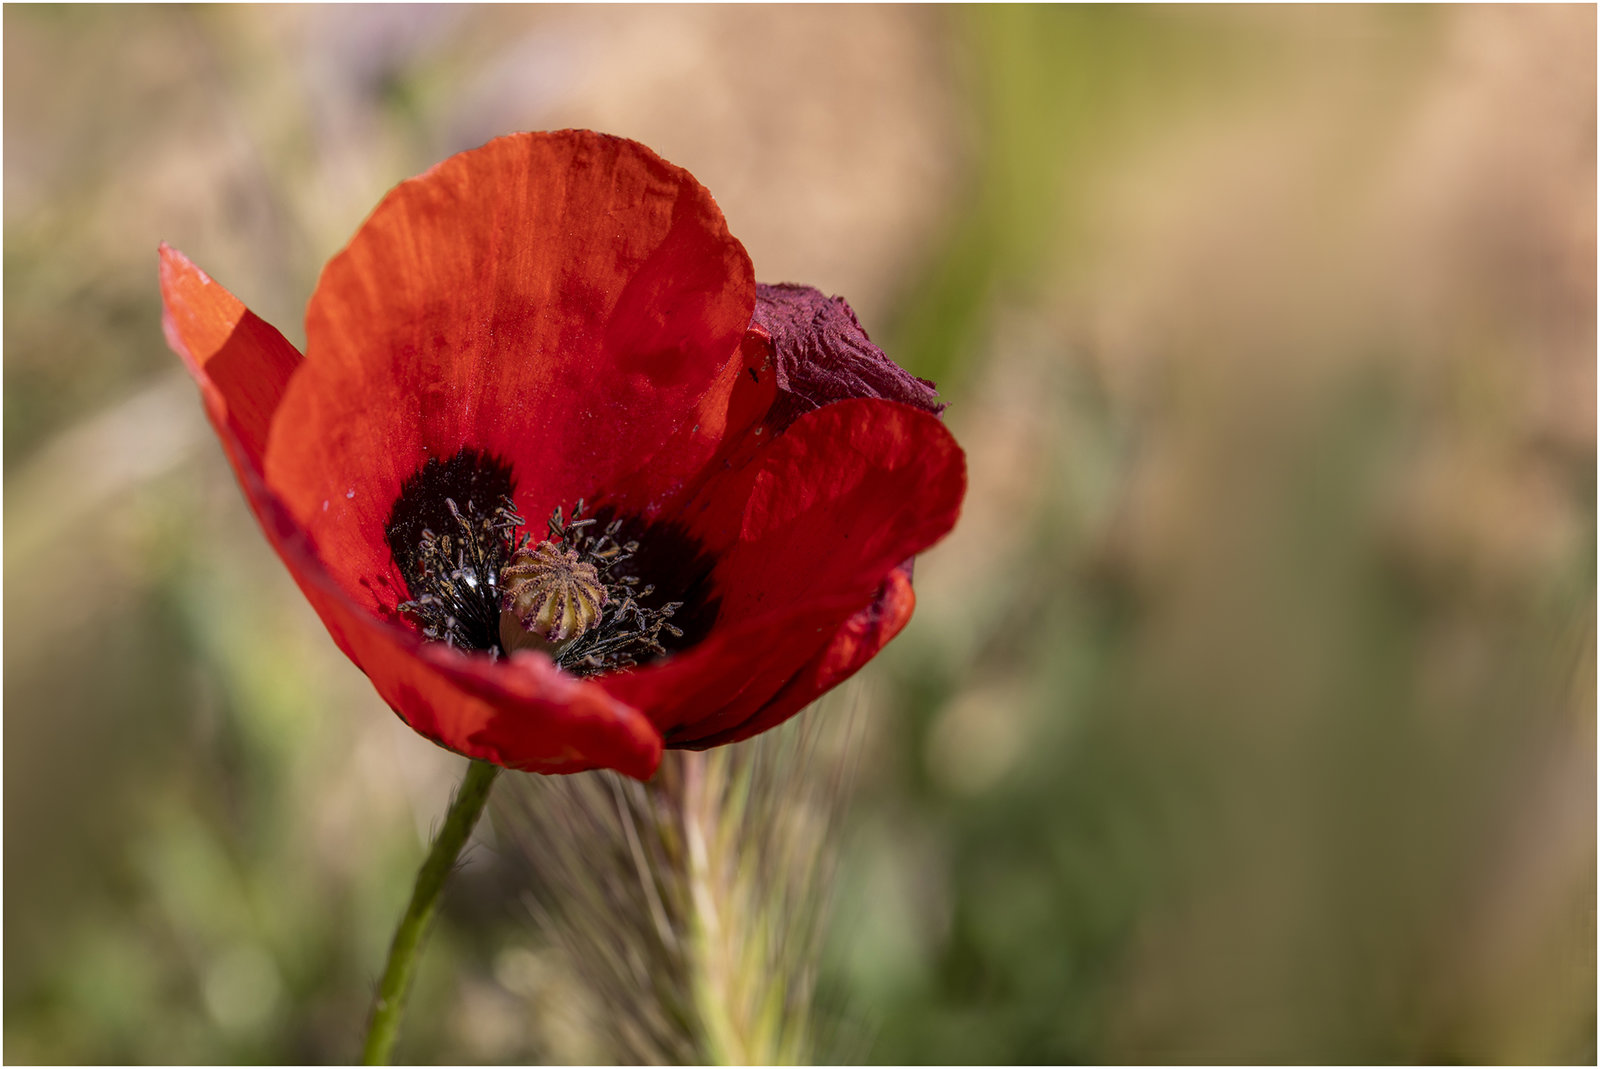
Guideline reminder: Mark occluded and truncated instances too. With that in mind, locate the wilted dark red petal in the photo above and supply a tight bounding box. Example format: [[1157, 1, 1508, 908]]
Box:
[[160, 246, 663, 779], [262, 131, 754, 616], [602, 398, 965, 739], [754, 282, 944, 433], [158, 244, 302, 470]]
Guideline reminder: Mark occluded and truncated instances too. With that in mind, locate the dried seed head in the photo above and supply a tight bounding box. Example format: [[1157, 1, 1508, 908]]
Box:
[[499, 540, 609, 652]]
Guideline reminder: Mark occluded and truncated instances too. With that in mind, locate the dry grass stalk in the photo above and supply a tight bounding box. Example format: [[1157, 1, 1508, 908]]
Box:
[[493, 702, 861, 1065]]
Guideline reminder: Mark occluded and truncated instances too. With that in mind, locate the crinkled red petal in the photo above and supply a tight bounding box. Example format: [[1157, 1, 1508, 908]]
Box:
[[159, 246, 663, 778], [753, 282, 944, 432], [262, 131, 755, 619]]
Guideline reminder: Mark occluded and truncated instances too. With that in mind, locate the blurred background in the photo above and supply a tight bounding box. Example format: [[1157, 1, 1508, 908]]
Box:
[[5, 5, 1594, 1063]]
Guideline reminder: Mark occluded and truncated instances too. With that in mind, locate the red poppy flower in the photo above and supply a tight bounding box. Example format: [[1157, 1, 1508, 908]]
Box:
[[159, 130, 964, 780]]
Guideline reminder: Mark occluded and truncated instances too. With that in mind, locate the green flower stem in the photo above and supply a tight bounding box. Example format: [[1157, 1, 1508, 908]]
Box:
[[362, 758, 501, 1065]]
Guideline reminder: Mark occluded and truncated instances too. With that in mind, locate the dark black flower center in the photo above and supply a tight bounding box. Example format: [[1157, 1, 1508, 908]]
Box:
[[383, 448, 718, 676]]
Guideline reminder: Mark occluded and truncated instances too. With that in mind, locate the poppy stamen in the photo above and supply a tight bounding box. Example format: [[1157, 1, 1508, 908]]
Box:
[[386, 452, 691, 675], [498, 502, 686, 676], [394, 493, 522, 651]]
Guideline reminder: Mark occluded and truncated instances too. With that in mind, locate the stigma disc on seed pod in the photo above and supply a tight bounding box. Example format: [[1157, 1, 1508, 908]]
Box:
[[499, 540, 608, 654]]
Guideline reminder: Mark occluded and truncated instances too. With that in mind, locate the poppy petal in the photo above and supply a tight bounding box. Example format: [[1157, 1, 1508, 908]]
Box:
[[158, 244, 302, 470], [599, 592, 864, 742], [603, 398, 965, 739], [159, 247, 664, 779], [679, 563, 916, 749], [702, 398, 965, 629], [292, 569, 664, 777], [262, 130, 755, 616]]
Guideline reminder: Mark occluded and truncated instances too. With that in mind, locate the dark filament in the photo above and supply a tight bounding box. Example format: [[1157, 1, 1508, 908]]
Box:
[[540, 502, 686, 674], [395, 494, 521, 652]]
